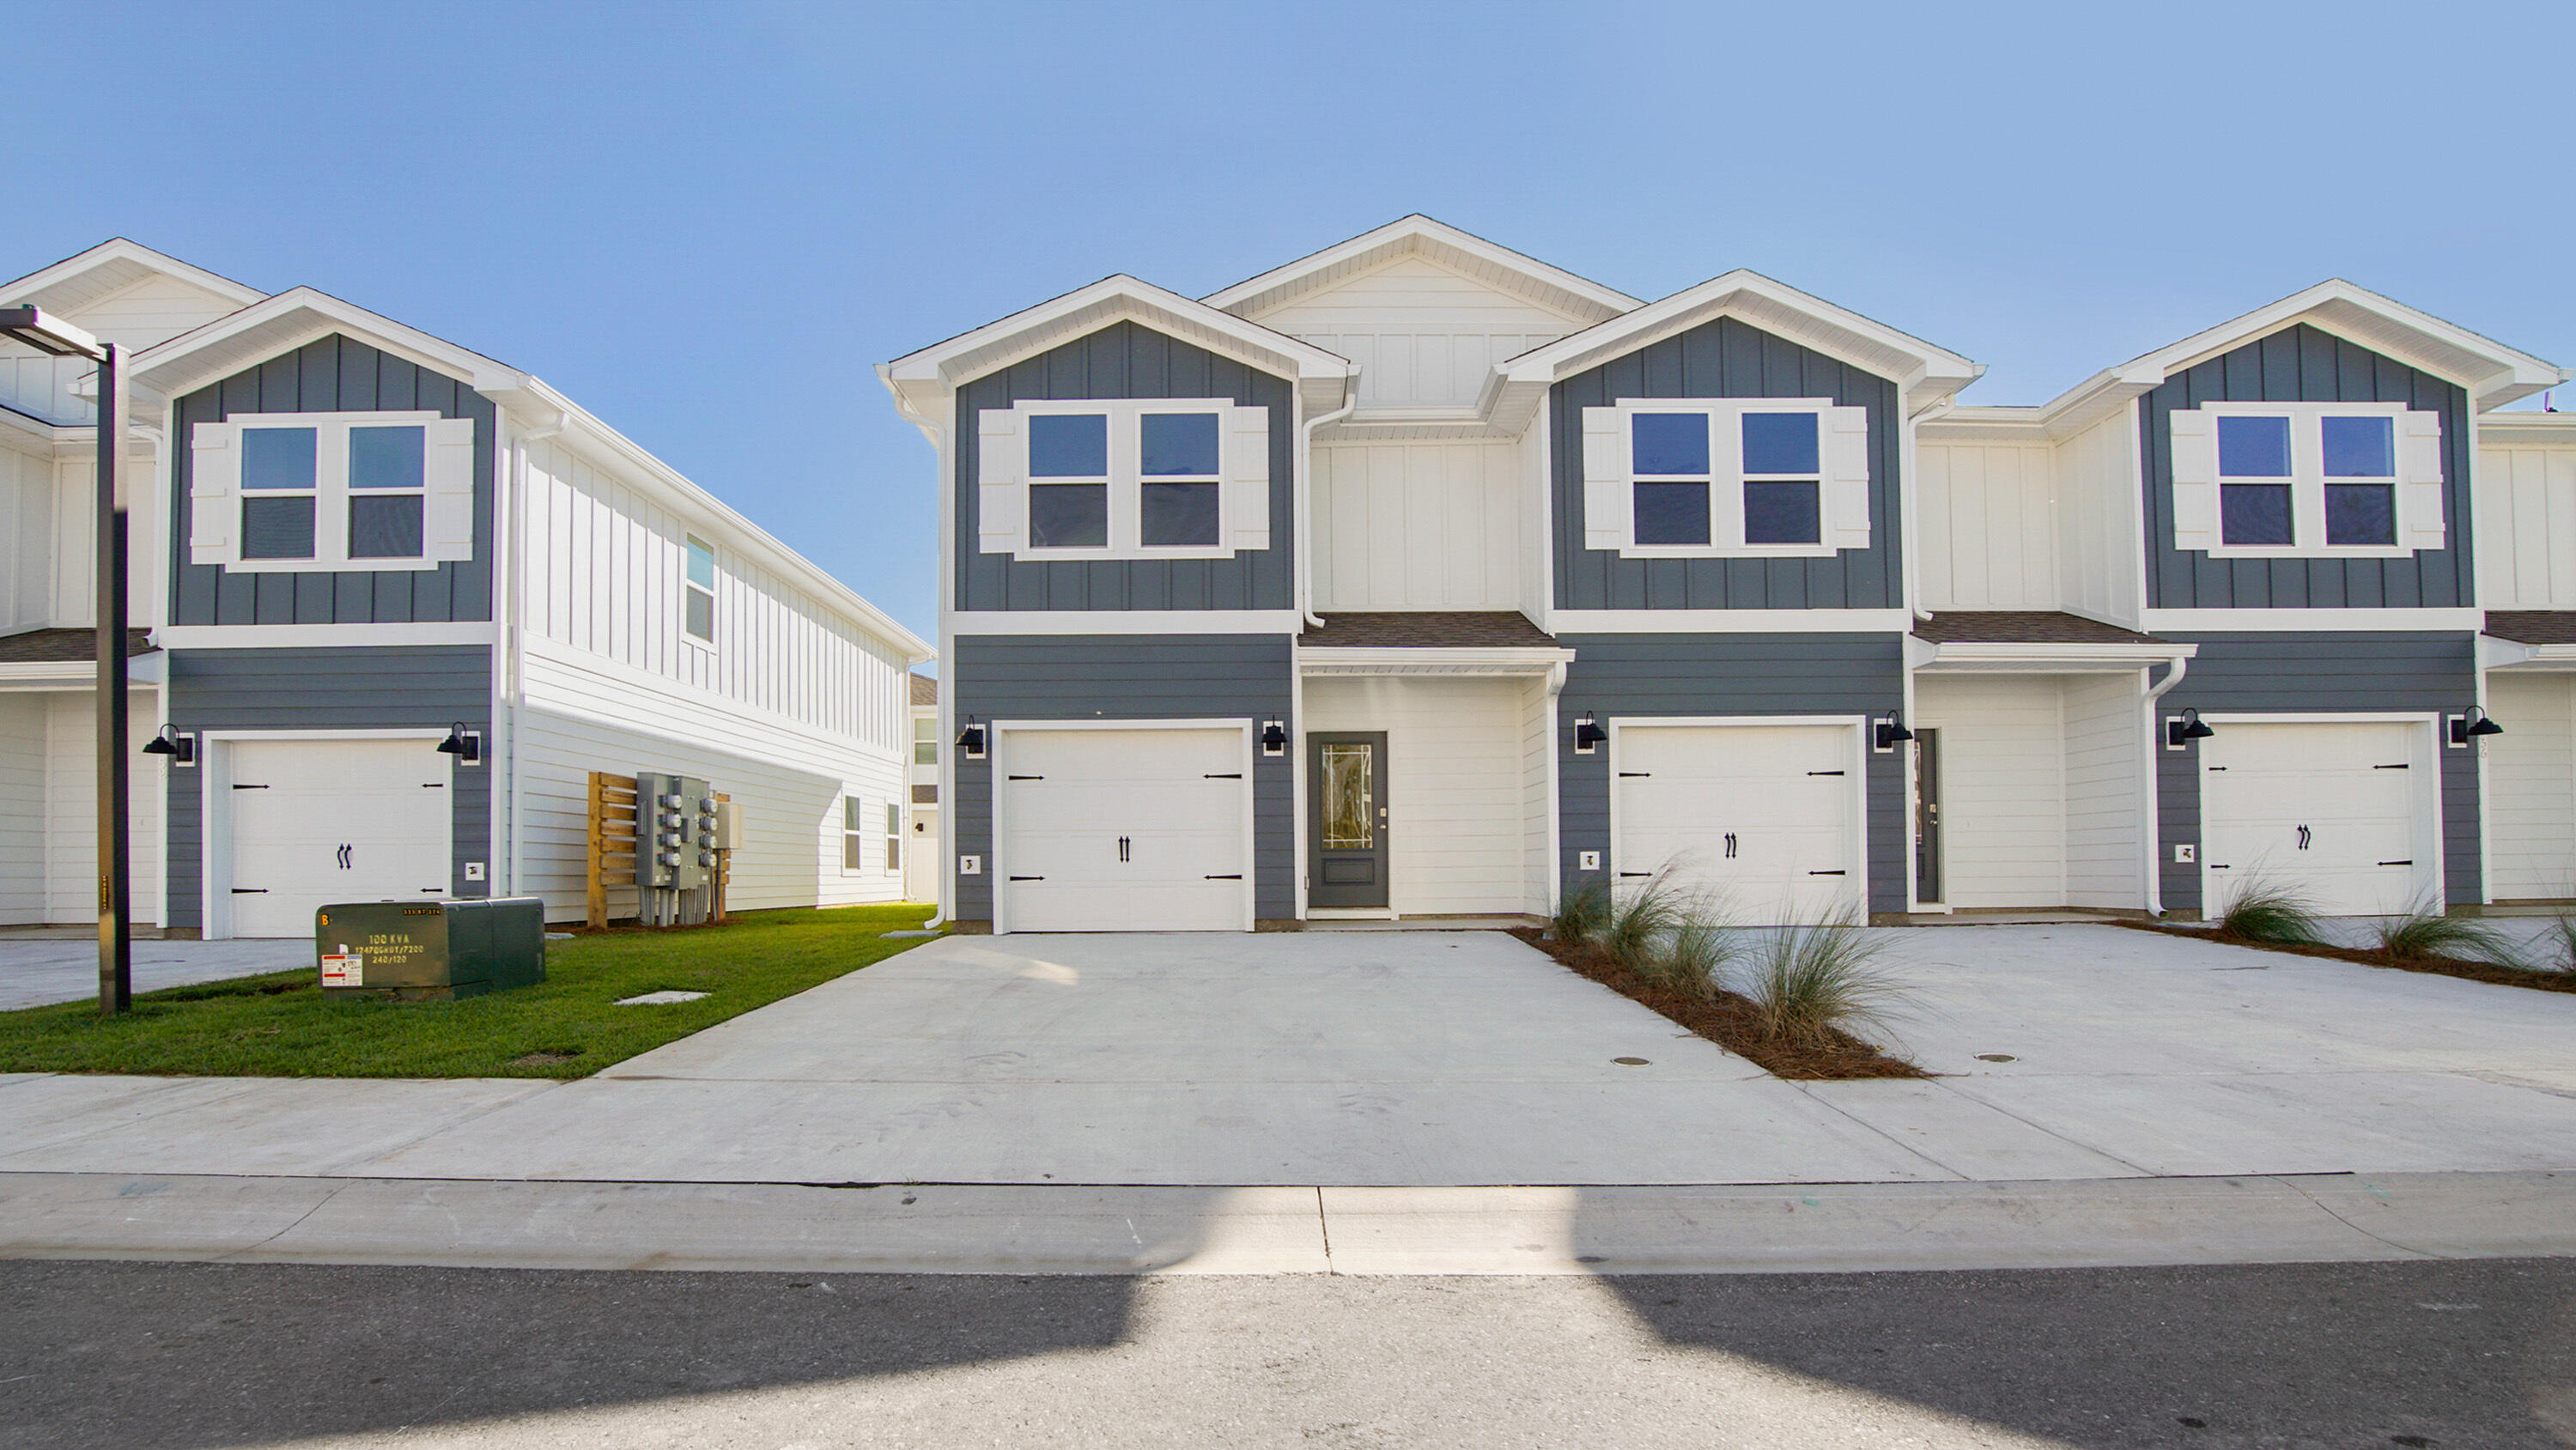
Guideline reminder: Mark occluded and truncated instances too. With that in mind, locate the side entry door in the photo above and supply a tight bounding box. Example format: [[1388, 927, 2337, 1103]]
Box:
[[1309, 732, 1388, 909]]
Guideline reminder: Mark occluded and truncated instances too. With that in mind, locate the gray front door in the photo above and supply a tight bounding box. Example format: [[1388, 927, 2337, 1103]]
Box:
[[1309, 732, 1388, 909]]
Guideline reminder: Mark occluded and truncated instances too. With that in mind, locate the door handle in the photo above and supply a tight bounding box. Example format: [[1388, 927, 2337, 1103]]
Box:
[[2296, 825, 2312, 850], [1723, 832, 1737, 859], [1118, 835, 1131, 863], [337, 843, 353, 870]]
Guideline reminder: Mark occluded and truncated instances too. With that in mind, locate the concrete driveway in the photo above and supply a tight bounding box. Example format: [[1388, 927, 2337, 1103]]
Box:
[[5, 925, 2574, 1191], [0, 936, 308, 1010]]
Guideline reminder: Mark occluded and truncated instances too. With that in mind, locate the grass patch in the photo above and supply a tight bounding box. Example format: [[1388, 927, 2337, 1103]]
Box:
[[0, 903, 938, 1079]]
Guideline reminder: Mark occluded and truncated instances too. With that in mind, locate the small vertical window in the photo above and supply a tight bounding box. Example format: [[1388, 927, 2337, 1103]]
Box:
[[1139, 412, 1221, 548], [1630, 413, 1710, 547], [884, 801, 902, 873], [684, 535, 716, 643], [240, 427, 319, 560], [346, 425, 427, 559], [1740, 413, 1821, 546], [2321, 415, 2397, 547], [914, 716, 939, 766], [1027, 413, 1109, 549], [842, 797, 866, 872], [2216, 415, 2295, 547]]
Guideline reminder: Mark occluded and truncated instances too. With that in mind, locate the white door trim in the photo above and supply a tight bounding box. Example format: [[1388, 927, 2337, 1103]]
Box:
[[197, 729, 450, 941], [1606, 714, 1871, 914], [2194, 712, 2445, 915], [988, 718, 1256, 934]]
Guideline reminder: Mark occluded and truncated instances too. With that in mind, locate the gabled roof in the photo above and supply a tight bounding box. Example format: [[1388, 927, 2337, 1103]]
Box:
[[1201, 215, 1640, 325], [879, 274, 1357, 420], [120, 285, 526, 403], [2022, 279, 2572, 433], [1489, 270, 1985, 429], [0, 238, 267, 317]]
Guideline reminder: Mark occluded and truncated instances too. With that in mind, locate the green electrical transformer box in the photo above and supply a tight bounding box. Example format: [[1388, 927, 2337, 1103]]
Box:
[[315, 897, 548, 1002]]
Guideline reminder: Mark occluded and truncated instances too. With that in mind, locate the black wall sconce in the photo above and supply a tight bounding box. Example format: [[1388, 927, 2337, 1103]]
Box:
[[956, 718, 987, 761], [140, 725, 194, 766], [1874, 712, 1914, 753], [2450, 706, 2504, 746], [1259, 719, 1287, 756], [1573, 713, 1607, 754], [434, 722, 482, 765], [2166, 708, 2216, 749]]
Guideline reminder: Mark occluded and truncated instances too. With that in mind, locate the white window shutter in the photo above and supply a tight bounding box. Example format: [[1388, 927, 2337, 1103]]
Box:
[[423, 416, 478, 562], [1223, 404, 1271, 551], [1824, 405, 1872, 550], [187, 421, 239, 565], [1582, 407, 1627, 550], [2168, 410, 2219, 551], [2398, 410, 2446, 550], [976, 408, 1025, 553]]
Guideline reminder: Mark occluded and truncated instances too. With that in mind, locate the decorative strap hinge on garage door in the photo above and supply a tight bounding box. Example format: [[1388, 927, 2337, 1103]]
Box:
[[1008, 774, 1043, 780], [1205, 874, 1242, 880], [1204, 773, 1242, 780], [1807, 770, 1844, 777], [1808, 871, 1847, 876], [2374, 763, 2409, 769], [1009, 875, 1045, 882], [1619, 772, 1650, 778]]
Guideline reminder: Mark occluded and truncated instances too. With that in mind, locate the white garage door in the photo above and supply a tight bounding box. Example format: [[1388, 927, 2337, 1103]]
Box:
[[225, 739, 453, 938], [1614, 722, 1863, 925], [2201, 720, 2436, 917], [997, 725, 1249, 932]]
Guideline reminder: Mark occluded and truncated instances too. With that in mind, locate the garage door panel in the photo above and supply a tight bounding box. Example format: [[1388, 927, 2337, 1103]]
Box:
[[226, 739, 452, 939], [1616, 723, 1862, 926], [2202, 721, 2435, 917], [998, 726, 1249, 933]]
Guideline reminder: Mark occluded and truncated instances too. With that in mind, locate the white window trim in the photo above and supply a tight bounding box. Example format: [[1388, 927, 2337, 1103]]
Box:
[[980, 397, 1269, 562], [841, 793, 867, 875], [188, 410, 471, 573], [683, 534, 718, 649], [2177, 401, 2441, 560], [1583, 397, 1868, 560], [884, 798, 902, 876]]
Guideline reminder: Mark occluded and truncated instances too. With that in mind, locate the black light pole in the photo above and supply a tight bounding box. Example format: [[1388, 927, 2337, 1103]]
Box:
[[0, 307, 131, 1015]]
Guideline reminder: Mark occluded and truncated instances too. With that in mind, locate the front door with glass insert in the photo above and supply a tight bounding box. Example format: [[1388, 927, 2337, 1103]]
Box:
[[1309, 732, 1388, 909]]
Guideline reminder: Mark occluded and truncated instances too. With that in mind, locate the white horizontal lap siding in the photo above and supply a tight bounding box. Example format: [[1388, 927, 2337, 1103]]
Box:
[[39, 695, 163, 925], [0, 446, 54, 633], [2057, 410, 2143, 626], [1312, 441, 1522, 611], [2482, 674, 2575, 901], [1918, 442, 2060, 611], [1916, 676, 2066, 909], [1522, 677, 1551, 913], [2062, 673, 2144, 908], [1303, 676, 1531, 915], [0, 695, 43, 924], [2477, 444, 2576, 609]]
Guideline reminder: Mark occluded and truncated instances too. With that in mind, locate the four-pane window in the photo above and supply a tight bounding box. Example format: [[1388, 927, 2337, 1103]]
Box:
[[2196, 405, 2422, 554], [190, 410, 468, 573], [1617, 404, 1838, 553]]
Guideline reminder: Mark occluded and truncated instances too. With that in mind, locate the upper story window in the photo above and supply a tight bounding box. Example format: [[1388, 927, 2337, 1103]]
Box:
[[977, 397, 1269, 561], [683, 535, 716, 643], [913, 716, 938, 766], [188, 411, 474, 573], [1582, 398, 1870, 559], [2170, 403, 2443, 558]]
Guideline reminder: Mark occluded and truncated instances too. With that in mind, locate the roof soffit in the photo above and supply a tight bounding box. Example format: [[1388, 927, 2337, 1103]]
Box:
[[0, 238, 268, 318], [1203, 215, 1641, 325]]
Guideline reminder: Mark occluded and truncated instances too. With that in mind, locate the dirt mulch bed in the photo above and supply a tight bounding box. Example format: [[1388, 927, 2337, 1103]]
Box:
[[1509, 928, 1928, 1080], [2111, 919, 2576, 993]]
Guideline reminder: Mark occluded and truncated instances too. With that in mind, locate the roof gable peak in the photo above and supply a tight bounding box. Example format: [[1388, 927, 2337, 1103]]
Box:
[[1203, 215, 1640, 325], [0, 238, 267, 319]]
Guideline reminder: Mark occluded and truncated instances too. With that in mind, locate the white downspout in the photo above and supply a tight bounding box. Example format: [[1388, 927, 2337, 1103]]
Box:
[[1903, 397, 1953, 623], [1297, 382, 1359, 629], [502, 411, 568, 901], [2139, 652, 2191, 916], [879, 373, 949, 930]]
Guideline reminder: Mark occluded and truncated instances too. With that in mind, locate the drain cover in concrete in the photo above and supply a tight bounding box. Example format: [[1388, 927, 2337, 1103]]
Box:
[[615, 991, 709, 1006]]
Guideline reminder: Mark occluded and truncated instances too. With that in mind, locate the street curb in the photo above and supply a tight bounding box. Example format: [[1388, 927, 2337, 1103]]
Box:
[[1, 1169, 2568, 1276]]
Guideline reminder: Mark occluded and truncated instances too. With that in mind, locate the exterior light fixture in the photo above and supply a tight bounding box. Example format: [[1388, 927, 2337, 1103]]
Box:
[[957, 719, 987, 760], [2451, 706, 2504, 746], [0, 306, 101, 359], [434, 723, 482, 764], [1259, 719, 1287, 756], [1573, 713, 1607, 754], [140, 725, 194, 765], [2166, 708, 2216, 749], [1874, 712, 1915, 752]]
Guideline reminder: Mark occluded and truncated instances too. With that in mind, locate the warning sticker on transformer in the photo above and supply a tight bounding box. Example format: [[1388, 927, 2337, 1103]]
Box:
[[320, 954, 363, 987]]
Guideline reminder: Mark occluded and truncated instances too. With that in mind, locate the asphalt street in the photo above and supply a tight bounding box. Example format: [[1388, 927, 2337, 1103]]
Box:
[[5, 1257, 2571, 1449]]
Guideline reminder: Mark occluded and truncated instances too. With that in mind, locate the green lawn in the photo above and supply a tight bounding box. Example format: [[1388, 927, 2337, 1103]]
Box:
[[0, 903, 938, 1080]]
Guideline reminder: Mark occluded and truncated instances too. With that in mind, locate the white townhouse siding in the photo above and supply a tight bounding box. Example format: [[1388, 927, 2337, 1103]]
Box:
[[1917, 440, 2060, 611], [1301, 674, 1549, 917], [2477, 421, 2576, 610], [0, 693, 44, 923], [1232, 253, 1604, 411], [1309, 440, 1528, 612]]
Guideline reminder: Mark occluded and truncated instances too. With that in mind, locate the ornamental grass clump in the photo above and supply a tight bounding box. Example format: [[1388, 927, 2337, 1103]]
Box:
[[1739, 908, 1911, 1051], [2214, 876, 2328, 947], [2374, 898, 2526, 967], [1550, 879, 1613, 948], [1651, 908, 1741, 1000], [2550, 917, 2576, 974], [1598, 870, 1694, 977]]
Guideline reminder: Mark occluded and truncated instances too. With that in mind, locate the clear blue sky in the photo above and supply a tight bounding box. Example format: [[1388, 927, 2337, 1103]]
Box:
[[12, 0, 2571, 648]]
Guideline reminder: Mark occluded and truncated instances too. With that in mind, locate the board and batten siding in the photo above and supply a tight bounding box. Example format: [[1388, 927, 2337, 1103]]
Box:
[[1555, 634, 1907, 913], [163, 646, 493, 931], [2476, 436, 2576, 609], [954, 321, 1295, 614], [1303, 675, 1546, 916], [1253, 255, 1582, 410], [1310, 440, 1524, 611], [170, 334, 498, 628], [2140, 325, 2473, 610], [2152, 632, 2478, 914], [518, 439, 908, 757], [0, 442, 56, 633], [1551, 317, 1905, 611], [947, 634, 1296, 922], [0, 694, 41, 924], [2482, 672, 2576, 902], [2059, 409, 2147, 628], [1917, 440, 2060, 611]]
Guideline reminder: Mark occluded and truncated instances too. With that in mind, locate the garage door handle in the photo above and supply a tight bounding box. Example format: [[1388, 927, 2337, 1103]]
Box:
[[1118, 835, 1131, 863], [230, 888, 267, 894], [1205, 873, 1242, 880], [1807, 870, 1846, 877], [1008, 875, 1044, 881], [2296, 825, 2311, 850], [2378, 859, 2414, 866]]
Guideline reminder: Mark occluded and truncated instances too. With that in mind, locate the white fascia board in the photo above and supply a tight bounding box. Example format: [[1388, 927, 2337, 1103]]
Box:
[[1200, 214, 1641, 323], [1912, 640, 2196, 672], [1493, 270, 1984, 427], [156, 622, 501, 649], [2100, 280, 2568, 414], [1295, 645, 1578, 676], [125, 287, 526, 405], [950, 610, 1303, 636], [0, 656, 167, 689], [882, 274, 1357, 416], [0, 238, 268, 313], [2479, 413, 2576, 446], [2479, 637, 2576, 670], [2139, 607, 2485, 633], [505, 377, 932, 664], [1550, 609, 1914, 634]]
